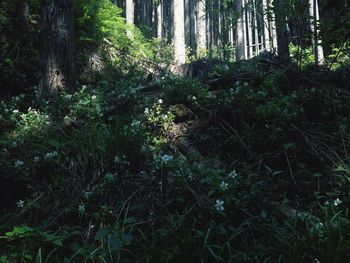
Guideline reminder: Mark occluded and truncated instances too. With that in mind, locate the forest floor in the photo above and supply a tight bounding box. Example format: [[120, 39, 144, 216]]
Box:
[[1, 53, 350, 262]]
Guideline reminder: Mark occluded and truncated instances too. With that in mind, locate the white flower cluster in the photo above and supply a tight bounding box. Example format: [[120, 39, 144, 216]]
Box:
[[144, 100, 174, 131], [128, 119, 141, 134], [160, 154, 173, 164], [333, 198, 342, 206], [228, 169, 238, 179], [17, 200, 25, 208], [78, 203, 86, 213], [64, 115, 76, 125], [45, 151, 58, 160], [220, 181, 229, 191], [206, 92, 217, 100], [14, 160, 24, 168], [215, 199, 224, 212]]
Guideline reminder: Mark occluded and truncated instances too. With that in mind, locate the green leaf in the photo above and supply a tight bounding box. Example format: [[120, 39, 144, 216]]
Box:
[[95, 227, 109, 241]]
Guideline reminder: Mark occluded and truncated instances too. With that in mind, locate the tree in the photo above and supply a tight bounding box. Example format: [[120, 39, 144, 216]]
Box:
[[39, 0, 75, 97], [196, 0, 207, 56], [309, 0, 324, 64], [157, 0, 163, 40], [126, 0, 135, 25], [273, 0, 290, 59], [16, 0, 30, 33], [235, 0, 247, 60], [173, 0, 186, 64]]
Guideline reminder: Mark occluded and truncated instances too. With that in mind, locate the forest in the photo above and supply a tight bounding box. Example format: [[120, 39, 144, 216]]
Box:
[[0, 0, 350, 262]]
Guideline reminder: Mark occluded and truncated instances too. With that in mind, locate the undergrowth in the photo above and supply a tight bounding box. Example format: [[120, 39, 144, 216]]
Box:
[[1, 1, 350, 262], [1, 54, 350, 262]]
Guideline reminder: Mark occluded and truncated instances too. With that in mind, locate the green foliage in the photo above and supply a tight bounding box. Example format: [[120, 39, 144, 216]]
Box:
[[290, 43, 315, 69], [75, 0, 161, 73], [327, 42, 350, 70], [1, 0, 350, 261]]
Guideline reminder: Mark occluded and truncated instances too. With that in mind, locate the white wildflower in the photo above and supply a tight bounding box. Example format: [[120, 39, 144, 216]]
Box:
[[44, 151, 58, 160], [91, 95, 97, 100], [13, 109, 19, 114], [16, 200, 25, 208], [220, 181, 229, 191], [144, 107, 150, 114], [158, 99, 163, 104], [78, 203, 86, 213], [333, 198, 342, 206], [33, 156, 40, 162], [161, 154, 173, 163], [214, 199, 224, 212], [228, 169, 238, 179], [14, 160, 24, 168], [131, 120, 141, 128]]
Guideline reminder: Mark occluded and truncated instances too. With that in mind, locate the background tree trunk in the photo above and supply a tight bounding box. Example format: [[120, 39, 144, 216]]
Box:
[[309, 0, 324, 64], [39, 0, 75, 98], [126, 0, 135, 25], [236, 0, 247, 60], [262, 0, 271, 51], [16, 0, 30, 33], [173, 0, 186, 64], [196, 0, 207, 56], [273, 0, 290, 59], [157, 0, 163, 40]]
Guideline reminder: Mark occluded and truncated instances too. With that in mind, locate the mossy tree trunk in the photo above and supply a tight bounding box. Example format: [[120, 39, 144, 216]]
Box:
[[39, 0, 75, 98]]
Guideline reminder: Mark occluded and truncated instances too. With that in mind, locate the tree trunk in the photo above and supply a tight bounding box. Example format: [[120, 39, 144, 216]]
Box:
[[309, 0, 324, 64], [16, 0, 30, 33], [262, 0, 271, 51], [247, 1, 254, 58], [157, 0, 163, 40], [173, 0, 186, 64], [39, 0, 75, 98], [196, 0, 207, 56], [235, 0, 247, 60], [126, 0, 135, 25], [273, 0, 290, 59]]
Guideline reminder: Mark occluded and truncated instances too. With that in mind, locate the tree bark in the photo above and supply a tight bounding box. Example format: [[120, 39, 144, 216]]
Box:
[[16, 0, 30, 33], [196, 0, 207, 56], [126, 0, 135, 25], [39, 0, 75, 98], [309, 0, 324, 64], [173, 0, 186, 64], [262, 0, 271, 51], [157, 0, 163, 40], [235, 0, 247, 60], [273, 0, 290, 59]]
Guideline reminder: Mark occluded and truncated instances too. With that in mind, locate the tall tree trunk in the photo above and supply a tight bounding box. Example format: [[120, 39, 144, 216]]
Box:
[[236, 0, 247, 60], [126, 0, 135, 25], [273, 0, 290, 59], [157, 0, 163, 40], [247, 1, 254, 58], [253, 0, 260, 55], [196, 0, 207, 56], [16, 0, 30, 33], [309, 0, 324, 64], [262, 0, 271, 51], [39, 0, 75, 98], [173, 0, 186, 64]]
